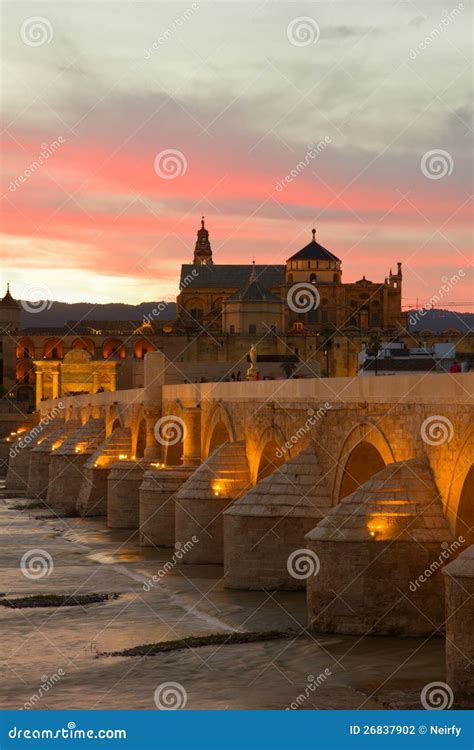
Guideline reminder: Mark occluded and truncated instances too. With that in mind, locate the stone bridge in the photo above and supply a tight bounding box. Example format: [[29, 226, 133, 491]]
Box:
[[4, 353, 473, 697]]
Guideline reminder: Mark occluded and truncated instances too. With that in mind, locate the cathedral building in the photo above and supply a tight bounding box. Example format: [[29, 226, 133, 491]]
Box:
[[5, 216, 465, 407], [177, 219, 405, 334]]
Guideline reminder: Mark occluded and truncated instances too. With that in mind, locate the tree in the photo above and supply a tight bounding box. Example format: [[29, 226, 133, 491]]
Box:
[[321, 325, 336, 377], [281, 359, 297, 378], [368, 333, 382, 376]]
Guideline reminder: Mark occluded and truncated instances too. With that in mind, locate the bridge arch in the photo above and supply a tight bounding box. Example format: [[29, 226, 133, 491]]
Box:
[[332, 421, 396, 503], [203, 402, 237, 459], [251, 424, 289, 485], [106, 404, 124, 436], [445, 426, 473, 545]]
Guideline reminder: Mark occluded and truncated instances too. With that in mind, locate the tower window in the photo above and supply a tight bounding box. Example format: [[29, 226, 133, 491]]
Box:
[[249, 324, 257, 335]]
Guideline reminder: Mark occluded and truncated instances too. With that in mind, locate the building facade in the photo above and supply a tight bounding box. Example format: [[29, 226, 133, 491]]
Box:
[[1, 218, 470, 405]]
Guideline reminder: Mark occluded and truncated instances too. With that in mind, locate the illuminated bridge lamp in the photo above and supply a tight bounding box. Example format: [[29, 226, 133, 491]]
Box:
[[368, 517, 387, 539], [51, 440, 62, 451], [213, 482, 223, 497], [118, 454, 128, 460]]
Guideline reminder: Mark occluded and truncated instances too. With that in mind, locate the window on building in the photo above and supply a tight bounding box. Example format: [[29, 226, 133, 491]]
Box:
[[308, 307, 318, 324], [310, 273, 317, 284], [190, 308, 203, 320], [230, 325, 235, 334], [249, 324, 256, 335], [321, 299, 329, 324]]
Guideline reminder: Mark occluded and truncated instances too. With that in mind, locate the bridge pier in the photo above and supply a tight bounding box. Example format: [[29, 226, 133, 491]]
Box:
[[5, 425, 44, 494], [175, 441, 251, 564], [27, 420, 80, 500], [224, 447, 332, 590], [76, 462, 109, 517], [46, 419, 105, 515], [443, 545, 474, 700], [107, 459, 150, 529], [306, 459, 454, 636], [139, 466, 193, 547]]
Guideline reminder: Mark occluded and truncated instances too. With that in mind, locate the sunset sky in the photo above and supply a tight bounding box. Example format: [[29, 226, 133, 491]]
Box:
[[1, 1, 472, 309]]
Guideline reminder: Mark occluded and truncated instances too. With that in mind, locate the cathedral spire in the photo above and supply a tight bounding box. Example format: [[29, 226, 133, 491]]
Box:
[[193, 216, 213, 265]]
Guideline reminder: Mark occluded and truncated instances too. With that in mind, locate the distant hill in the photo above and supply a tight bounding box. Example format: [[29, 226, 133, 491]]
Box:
[[406, 309, 473, 334], [19, 302, 472, 333], [21, 301, 176, 329]]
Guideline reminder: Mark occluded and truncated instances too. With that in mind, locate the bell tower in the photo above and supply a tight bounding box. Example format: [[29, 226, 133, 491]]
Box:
[[193, 216, 213, 265]]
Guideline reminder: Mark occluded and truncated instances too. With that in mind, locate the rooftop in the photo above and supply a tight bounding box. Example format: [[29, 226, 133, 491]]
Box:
[[287, 229, 340, 263]]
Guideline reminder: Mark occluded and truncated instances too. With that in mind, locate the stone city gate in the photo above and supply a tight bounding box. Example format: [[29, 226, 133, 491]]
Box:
[[5, 353, 473, 699]]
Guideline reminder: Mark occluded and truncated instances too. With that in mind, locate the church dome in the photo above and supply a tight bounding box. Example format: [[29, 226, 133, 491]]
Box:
[[287, 229, 340, 263]]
